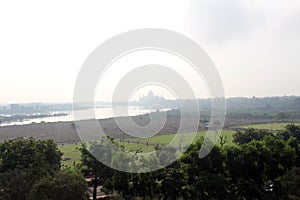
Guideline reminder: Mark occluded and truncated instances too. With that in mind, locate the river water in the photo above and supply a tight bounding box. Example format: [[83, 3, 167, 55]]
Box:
[[1, 106, 170, 127]]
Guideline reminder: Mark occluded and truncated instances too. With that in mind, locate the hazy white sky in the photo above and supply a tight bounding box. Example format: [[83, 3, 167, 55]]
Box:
[[1, 0, 300, 103]]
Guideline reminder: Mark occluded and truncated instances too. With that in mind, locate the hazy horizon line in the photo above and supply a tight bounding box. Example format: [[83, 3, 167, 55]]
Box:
[[0, 94, 299, 105]]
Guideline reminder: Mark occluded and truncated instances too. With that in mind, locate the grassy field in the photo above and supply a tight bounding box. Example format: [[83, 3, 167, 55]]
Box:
[[58, 122, 300, 168], [234, 123, 300, 130], [58, 130, 236, 168], [119, 130, 235, 149], [58, 143, 81, 168]]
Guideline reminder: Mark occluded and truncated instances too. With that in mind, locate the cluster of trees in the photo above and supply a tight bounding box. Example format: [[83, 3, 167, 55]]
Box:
[[1, 124, 300, 199], [0, 138, 88, 200], [80, 124, 300, 199]]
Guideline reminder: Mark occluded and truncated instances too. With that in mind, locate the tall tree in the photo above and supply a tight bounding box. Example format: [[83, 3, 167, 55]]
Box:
[[29, 171, 88, 200], [279, 167, 300, 199], [0, 137, 62, 200]]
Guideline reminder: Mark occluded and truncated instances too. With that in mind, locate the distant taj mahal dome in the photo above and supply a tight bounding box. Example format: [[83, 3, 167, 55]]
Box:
[[138, 91, 166, 106]]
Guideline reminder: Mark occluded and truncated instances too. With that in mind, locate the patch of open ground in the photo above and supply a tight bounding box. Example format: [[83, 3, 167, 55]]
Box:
[[59, 130, 235, 167], [58, 143, 81, 168]]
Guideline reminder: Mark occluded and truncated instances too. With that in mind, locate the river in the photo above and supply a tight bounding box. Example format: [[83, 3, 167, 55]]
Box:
[[0, 106, 170, 127]]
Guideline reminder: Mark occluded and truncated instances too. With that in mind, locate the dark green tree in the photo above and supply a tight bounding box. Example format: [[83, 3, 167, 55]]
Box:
[[0, 137, 62, 174], [181, 139, 228, 199], [279, 167, 300, 199], [159, 166, 187, 200], [0, 168, 33, 200], [79, 142, 114, 200], [279, 123, 300, 142], [233, 128, 273, 145], [29, 171, 88, 200], [0, 138, 62, 200], [128, 172, 158, 199]]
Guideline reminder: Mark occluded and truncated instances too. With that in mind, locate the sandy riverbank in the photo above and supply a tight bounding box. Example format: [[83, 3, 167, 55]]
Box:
[[0, 111, 272, 143]]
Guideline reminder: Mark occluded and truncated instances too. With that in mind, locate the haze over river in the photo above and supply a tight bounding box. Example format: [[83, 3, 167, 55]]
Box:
[[1, 106, 170, 127]]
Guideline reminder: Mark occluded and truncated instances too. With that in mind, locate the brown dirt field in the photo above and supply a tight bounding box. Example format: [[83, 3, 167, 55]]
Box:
[[0, 113, 197, 143], [0, 112, 273, 143]]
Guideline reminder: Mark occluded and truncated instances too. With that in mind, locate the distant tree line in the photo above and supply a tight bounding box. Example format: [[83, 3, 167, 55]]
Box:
[[166, 96, 300, 121]]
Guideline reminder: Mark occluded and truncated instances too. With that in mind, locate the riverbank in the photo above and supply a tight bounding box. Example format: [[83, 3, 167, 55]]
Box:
[[0, 111, 182, 143], [0, 109, 289, 143]]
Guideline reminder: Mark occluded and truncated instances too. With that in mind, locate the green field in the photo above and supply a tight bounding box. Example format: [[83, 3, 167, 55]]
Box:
[[118, 130, 235, 150], [58, 143, 81, 168], [58, 130, 235, 168], [234, 123, 300, 130]]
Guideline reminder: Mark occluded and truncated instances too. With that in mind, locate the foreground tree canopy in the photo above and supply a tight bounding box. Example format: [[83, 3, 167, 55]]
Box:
[[0, 137, 88, 200], [1, 124, 300, 199], [79, 124, 300, 200]]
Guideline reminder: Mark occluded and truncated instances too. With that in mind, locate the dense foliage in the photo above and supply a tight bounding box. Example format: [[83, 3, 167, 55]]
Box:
[[29, 171, 88, 200], [80, 124, 300, 200], [1, 125, 300, 199], [0, 138, 88, 200]]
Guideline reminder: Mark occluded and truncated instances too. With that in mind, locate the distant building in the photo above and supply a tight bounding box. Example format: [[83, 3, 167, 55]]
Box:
[[204, 123, 211, 129], [139, 91, 166, 107]]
